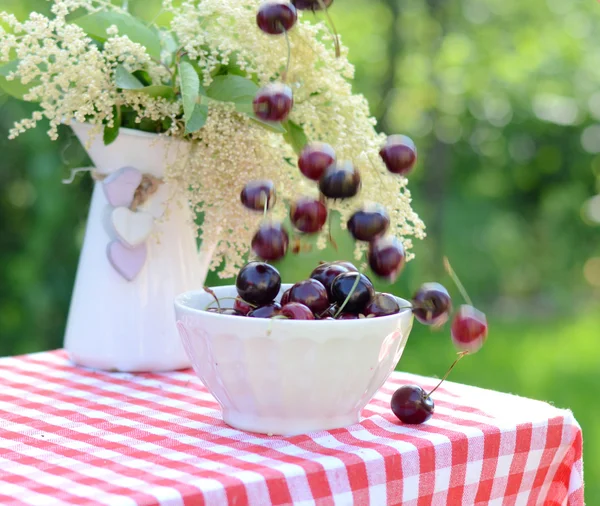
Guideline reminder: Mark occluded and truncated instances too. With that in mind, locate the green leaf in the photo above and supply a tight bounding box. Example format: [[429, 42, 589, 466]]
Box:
[[115, 65, 144, 89], [0, 61, 39, 100], [178, 62, 207, 134], [103, 105, 121, 145], [185, 104, 208, 134], [72, 11, 161, 60], [179, 61, 201, 123], [103, 122, 120, 145], [206, 74, 259, 104], [282, 121, 308, 155], [114, 65, 175, 99], [137, 85, 175, 99]]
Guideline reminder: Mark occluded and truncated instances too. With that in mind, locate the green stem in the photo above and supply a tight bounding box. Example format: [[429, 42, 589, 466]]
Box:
[[426, 351, 468, 398], [282, 29, 292, 82], [204, 297, 257, 311], [263, 191, 269, 219], [203, 286, 221, 312], [443, 256, 473, 307], [317, 0, 341, 58], [334, 273, 361, 318]]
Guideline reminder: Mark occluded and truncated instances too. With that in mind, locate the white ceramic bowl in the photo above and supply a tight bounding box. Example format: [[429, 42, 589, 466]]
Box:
[[174, 284, 414, 436]]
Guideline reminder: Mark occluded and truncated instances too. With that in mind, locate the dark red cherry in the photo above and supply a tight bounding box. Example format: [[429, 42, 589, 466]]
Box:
[[248, 302, 282, 318], [333, 260, 358, 272], [451, 305, 488, 353], [337, 312, 359, 320], [281, 302, 315, 320], [364, 293, 400, 317], [310, 263, 349, 298], [347, 205, 390, 242], [298, 142, 336, 181], [236, 262, 282, 306], [257, 1, 297, 35], [251, 222, 289, 261], [368, 237, 405, 282], [291, 0, 333, 10], [290, 197, 328, 233], [412, 283, 452, 326], [280, 288, 291, 305], [318, 161, 361, 200], [289, 279, 329, 314], [391, 385, 434, 424], [253, 83, 293, 122], [240, 180, 276, 211], [330, 272, 375, 314], [379, 135, 417, 176], [233, 298, 254, 316]]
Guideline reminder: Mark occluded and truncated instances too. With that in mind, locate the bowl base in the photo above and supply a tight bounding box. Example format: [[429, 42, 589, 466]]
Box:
[[222, 408, 361, 436]]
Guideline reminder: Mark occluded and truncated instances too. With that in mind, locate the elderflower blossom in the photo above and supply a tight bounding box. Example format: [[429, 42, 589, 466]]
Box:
[[0, 0, 426, 277]]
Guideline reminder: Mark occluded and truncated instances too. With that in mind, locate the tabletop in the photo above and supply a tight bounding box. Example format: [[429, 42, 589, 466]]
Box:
[[0, 350, 583, 506]]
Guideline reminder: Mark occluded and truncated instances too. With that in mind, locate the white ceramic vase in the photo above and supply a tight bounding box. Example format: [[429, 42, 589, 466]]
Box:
[[64, 122, 212, 372]]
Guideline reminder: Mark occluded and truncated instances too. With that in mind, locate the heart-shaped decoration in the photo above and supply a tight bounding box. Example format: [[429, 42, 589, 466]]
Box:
[[102, 166, 142, 208], [111, 207, 155, 247], [106, 241, 147, 281]]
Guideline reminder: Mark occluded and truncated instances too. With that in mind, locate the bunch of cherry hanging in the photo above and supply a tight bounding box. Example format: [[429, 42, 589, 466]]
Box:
[[212, 0, 490, 425]]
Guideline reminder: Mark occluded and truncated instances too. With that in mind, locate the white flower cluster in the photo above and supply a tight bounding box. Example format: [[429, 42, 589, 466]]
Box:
[[1, 0, 425, 277]]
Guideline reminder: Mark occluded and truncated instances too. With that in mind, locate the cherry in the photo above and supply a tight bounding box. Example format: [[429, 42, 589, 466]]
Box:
[[319, 161, 361, 200], [391, 385, 434, 424], [248, 302, 282, 318], [240, 180, 276, 212], [451, 305, 488, 353], [379, 135, 417, 176], [364, 293, 400, 317], [333, 260, 358, 272], [337, 312, 359, 320], [290, 197, 328, 234], [292, 0, 333, 10], [251, 222, 289, 261], [257, 1, 297, 35], [412, 283, 452, 327], [347, 205, 390, 242], [280, 288, 291, 305], [233, 298, 254, 316], [281, 302, 315, 320], [298, 142, 336, 181], [236, 262, 282, 306], [310, 263, 349, 298], [253, 83, 293, 122], [368, 237, 405, 282], [331, 272, 375, 314], [288, 278, 329, 314]]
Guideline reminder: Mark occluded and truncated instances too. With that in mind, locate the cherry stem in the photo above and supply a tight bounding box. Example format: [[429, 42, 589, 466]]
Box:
[[204, 297, 257, 311], [427, 351, 469, 398], [334, 273, 361, 318], [443, 256, 473, 307], [203, 286, 221, 312], [316, 0, 341, 58], [262, 191, 269, 220], [327, 209, 338, 251], [282, 28, 292, 82]]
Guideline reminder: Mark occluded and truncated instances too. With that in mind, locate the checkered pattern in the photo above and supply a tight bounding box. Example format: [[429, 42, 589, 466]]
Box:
[[0, 350, 583, 506]]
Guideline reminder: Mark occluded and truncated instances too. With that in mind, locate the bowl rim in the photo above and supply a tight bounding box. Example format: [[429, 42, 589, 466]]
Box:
[[174, 283, 413, 325]]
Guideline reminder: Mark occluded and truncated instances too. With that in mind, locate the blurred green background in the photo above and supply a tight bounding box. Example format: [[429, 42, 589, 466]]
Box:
[[1, 0, 599, 501]]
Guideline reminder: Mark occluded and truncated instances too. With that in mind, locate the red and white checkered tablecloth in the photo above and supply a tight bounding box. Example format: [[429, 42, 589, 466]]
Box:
[[0, 350, 583, 506]]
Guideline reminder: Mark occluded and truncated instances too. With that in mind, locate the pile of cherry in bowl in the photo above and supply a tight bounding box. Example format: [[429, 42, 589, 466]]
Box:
[[217, 259, 404, 321]]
